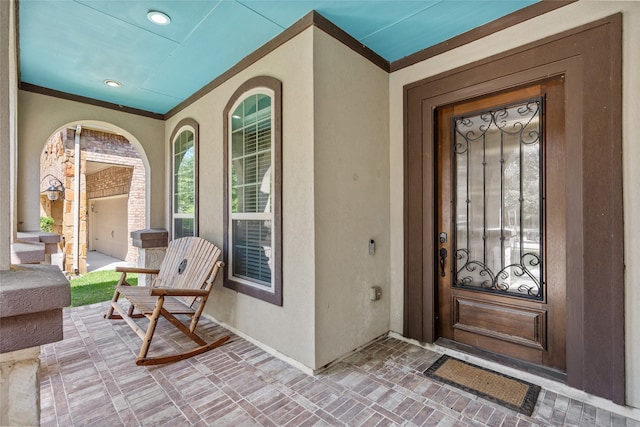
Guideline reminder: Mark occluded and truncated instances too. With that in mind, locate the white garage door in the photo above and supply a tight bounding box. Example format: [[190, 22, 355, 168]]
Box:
[[90, 196, 128, 260]]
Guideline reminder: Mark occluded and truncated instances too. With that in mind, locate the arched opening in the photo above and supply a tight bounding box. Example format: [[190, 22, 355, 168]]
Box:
[[39, 122, 149, 274]]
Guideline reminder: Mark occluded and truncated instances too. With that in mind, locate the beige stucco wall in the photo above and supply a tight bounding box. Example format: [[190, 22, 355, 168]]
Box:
[[312, 29, 390, 367], [166, 26, 390, 370], [17, 92, 165, 231], [388, 1, 640, 408], [165, 28, 317, 368]]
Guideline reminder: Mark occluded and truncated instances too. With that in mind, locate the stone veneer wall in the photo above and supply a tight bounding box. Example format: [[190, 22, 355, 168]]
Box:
[[39, 128, 145, 273], [66, 128, 145, 266], [39, 129, 87, 272], [39, 131, 65, 238]]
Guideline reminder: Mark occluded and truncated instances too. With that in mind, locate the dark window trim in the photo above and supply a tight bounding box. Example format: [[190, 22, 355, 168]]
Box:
[[403, 15, 623, 403], [169, 118, 199, 240], [223, 76, 283, 306]]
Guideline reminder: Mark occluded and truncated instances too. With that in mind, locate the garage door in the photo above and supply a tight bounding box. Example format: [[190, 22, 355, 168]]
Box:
[[90, 196, 128, 260]]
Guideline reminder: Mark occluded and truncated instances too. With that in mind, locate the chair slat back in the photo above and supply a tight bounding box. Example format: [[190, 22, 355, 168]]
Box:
[[155, 237, 222, 307]]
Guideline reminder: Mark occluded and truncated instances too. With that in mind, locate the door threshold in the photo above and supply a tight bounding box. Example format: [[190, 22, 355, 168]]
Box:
[[435, 338, 567, 383]]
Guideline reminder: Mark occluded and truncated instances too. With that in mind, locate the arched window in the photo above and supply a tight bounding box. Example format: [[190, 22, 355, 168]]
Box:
[[170, 119, 198, 240], [224, 77, 282, 306]]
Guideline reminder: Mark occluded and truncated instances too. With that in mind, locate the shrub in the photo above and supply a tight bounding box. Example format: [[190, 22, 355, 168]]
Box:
[[40, 216, 54, 232]]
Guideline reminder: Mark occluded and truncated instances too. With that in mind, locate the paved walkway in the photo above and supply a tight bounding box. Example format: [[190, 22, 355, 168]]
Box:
[[40, 302, 640, 426], [86, 250, 131, 272]]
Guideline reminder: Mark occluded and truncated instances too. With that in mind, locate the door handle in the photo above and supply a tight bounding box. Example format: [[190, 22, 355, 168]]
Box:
[[439, 248, 448, 277]]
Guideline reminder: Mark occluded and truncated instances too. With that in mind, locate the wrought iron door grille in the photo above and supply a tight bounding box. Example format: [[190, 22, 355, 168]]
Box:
[[451, 97, 544, 300]]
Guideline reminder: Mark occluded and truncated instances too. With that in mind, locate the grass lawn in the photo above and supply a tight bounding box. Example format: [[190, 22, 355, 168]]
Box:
[[70, 270, 138, 307]]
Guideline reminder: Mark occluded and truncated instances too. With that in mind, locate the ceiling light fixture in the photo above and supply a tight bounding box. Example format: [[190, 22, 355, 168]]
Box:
[[147, 10, 171, 25], [104, 79, 122, 88]]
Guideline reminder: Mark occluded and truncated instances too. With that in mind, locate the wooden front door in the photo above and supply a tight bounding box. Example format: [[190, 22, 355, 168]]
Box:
[[436, 80, 566, 370]]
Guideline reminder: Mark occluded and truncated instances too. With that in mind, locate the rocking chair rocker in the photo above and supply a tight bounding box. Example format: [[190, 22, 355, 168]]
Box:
[[105, 237, 230, 365]]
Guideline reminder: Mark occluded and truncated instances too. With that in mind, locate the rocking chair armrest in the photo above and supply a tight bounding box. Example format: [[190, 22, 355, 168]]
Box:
[[149, 287, 209, 297], [115, 267, 161, 275]]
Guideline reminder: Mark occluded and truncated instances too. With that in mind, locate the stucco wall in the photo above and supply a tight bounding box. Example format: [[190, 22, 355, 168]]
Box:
[[165, 28, 317, 369], [0, 0, 16, 270], [312, 29, 390, 368], [17, 92, 164, 232], [388, 1, 640, 408]]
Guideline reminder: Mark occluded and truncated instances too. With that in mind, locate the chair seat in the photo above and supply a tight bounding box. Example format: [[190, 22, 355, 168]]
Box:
[[116, 286, 196, 315]]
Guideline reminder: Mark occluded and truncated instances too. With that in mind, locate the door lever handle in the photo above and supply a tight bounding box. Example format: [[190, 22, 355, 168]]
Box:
[[439, 248, 448, 277]]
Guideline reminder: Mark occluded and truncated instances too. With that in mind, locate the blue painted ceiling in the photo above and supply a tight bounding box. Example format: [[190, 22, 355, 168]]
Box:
[[19, 0, 537, 115]]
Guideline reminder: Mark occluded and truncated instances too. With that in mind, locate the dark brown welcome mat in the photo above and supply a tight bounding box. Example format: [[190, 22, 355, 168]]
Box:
[[424, 355, 541, 416]]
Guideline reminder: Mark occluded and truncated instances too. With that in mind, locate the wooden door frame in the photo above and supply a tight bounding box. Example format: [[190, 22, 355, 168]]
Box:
[[403, 15, 623, 403]]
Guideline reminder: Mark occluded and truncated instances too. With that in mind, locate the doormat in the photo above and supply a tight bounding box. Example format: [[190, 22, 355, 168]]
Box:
[[424, 355, 541, 416]]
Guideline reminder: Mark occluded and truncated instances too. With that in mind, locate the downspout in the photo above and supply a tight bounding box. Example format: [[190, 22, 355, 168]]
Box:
[[73, 125, 81, 274]]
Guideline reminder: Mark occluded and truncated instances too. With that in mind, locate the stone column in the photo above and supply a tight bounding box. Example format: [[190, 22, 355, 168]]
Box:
[[0, 265, 70, 425], [0, 347, 40, 426], [131, 229, 168, 286]]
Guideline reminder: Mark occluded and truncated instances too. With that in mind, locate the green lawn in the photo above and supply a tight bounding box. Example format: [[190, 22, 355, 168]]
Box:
[[70, 270, 138, 307]]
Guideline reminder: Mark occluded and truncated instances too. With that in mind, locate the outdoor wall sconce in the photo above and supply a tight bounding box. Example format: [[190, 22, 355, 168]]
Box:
[[41, 175, 64, 201]]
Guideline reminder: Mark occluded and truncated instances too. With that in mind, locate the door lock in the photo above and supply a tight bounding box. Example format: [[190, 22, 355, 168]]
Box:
[[439, 247, 448, 277]]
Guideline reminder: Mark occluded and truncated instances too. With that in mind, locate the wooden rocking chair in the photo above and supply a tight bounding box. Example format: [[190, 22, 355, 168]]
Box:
[[105, 237, 230, 366]]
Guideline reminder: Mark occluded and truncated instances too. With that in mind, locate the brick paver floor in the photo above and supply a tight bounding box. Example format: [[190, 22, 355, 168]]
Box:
[[40, 302, 640, 426]]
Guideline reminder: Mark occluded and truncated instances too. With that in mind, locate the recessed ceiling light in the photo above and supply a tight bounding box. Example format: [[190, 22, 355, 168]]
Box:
[[104, 79, 122, 88], [147, 10, 171, 25]]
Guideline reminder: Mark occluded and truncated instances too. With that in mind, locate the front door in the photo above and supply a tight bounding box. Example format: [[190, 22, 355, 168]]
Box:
[[436, 80, 566, 370]]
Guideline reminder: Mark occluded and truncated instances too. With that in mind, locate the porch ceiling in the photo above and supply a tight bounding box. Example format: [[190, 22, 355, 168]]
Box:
[[19, 0, 537, 115]]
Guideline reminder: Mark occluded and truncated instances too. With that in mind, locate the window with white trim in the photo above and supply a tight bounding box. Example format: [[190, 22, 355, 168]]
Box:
[[224, 77, 282, 306], [170, 119, 198, 239]]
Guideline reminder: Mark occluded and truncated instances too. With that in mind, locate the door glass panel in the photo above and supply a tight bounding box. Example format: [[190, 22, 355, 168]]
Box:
[[453, 99, 543, 299]]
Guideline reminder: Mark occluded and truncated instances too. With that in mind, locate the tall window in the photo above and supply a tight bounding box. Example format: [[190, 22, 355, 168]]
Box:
[[224, 77, 282, 306], [170, 119, 198, 240]]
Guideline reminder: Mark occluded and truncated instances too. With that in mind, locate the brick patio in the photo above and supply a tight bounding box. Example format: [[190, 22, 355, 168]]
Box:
[[40, 302, 640, 426]]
